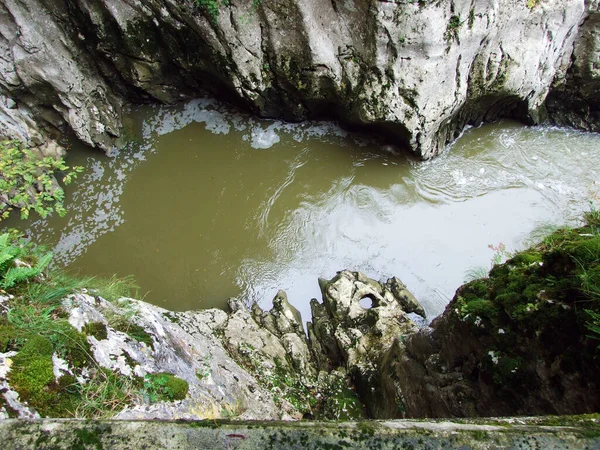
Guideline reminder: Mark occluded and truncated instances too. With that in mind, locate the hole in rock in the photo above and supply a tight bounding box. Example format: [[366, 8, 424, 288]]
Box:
[[359, 297, 374, 309]]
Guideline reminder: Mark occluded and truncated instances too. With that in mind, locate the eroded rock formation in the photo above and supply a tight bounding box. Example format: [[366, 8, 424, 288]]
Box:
[[0, 270, 423, 420], [1, 0, 599, 158], [2, 262, 599, 420]]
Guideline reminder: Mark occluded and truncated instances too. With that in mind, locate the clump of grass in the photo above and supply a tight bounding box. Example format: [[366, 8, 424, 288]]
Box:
[[85, 274, 139, 302], [74, 369, 139, 419], [464, 266, 489, 283], [0, 232, 144, 418]]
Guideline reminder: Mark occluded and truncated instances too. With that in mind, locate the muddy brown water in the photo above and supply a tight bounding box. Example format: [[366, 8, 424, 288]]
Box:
[[4, 98, 600, 323]]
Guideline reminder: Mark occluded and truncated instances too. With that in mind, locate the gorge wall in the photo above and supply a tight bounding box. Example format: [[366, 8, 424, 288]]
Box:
[[0, 0, 599, 159], [3, 266, 599, 421]]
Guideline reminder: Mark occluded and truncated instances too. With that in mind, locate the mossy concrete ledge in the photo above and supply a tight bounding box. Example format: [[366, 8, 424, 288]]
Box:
[[1, 417, 599, 449]]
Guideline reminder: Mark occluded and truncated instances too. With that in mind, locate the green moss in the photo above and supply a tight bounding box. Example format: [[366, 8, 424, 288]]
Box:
[[9, 336, 55, 411], [465, 298, 499, 321], [465, 279, 489, 297], [121, 349, 137, 369], [112, 320, 154, 350], [60, 327, 93, 369], [83, 322, 108, 341], [144, 372, 189, 402], [7, 332, 92, 417], [57, 374, 77, 391], [509, 251, 543, 266], [0, 323, 17, 352], [73, 427, 104, 450]]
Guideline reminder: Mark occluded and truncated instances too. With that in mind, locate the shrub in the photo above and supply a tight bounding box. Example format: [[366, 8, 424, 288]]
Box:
[[0, 140, 82, 221]]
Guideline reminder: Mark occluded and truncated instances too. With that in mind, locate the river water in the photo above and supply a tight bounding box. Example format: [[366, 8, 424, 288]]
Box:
[[5, 98, 600, 323]]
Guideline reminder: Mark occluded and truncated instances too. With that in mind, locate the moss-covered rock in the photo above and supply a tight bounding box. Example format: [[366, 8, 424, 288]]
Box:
[[83, 322, 108, 341], [7, 335, 78, 417], [8, 336, 55, 409], [143, 373, 189, 402], [388, 216, 600, 418]]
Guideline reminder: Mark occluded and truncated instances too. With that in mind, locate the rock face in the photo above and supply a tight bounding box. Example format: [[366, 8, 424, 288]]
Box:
[[0, 270, 424, 420], [2, 264, 600, 420], [309, 271, 421, 418], [64, 294, 298, 420], [0, 0, 598, 158], [546, 1, 600, 131]]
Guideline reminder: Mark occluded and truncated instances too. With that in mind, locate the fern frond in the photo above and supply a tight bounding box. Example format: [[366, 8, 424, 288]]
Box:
[[0, 246, 19, 274], [35, 252, 53, 272], [0, 233, 10, 249], [2, 266, 41, 289]]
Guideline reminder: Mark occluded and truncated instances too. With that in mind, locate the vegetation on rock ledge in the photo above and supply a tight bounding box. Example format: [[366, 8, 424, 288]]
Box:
[[453, 205, 600, 398], [0, 140, 83, 221], [0, 232, 188, 418]]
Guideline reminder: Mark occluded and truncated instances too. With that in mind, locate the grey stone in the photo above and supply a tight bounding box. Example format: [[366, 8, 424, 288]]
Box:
[[2, 417, 600, 450], [0, 0, 596, 159]]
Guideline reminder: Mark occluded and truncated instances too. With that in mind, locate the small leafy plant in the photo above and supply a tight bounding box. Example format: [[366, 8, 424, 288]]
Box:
[[0, 232, 53, 290], [0, 140, 83, 221], [194, 0, 230, 23], [142, 372, 189, 402]]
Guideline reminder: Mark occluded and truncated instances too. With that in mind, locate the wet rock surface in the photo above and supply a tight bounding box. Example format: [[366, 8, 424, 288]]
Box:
[[0, 0, 598, 158]]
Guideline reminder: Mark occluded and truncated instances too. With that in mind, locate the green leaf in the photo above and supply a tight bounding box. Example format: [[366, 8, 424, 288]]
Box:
[[0, 139, 79, 222], [2, 266, 41, 289], [36, 252, 53, 272]]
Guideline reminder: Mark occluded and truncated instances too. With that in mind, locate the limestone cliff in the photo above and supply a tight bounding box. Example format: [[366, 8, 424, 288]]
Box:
[[0, 0, 598, 158]]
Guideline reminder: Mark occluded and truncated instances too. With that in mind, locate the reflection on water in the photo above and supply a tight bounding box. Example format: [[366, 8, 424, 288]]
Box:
[[4, 98, 600, 322]]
